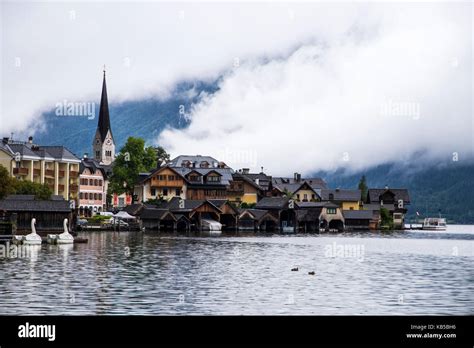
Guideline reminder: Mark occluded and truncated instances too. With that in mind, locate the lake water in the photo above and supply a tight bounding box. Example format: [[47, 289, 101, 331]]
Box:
[[0, 225, 473, 315]]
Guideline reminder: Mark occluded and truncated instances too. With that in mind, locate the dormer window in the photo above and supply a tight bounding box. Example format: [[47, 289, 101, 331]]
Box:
[[188, 174, 201, 182], [207, 175, 221, 183], [183, 160, 191, 168], [328, 193, 334, 200], [200, 161, 210, 168]]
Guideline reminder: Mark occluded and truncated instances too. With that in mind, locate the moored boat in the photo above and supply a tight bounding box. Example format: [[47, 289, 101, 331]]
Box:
[[422, 217, 447, 231]]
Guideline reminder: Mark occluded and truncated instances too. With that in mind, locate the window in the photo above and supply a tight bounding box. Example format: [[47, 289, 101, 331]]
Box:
[[99, 180, 102, 186], [94, 193, 98, 200], [350, 207, 354, 210], [200, 161, 209, 168], [80, 193, 83, 199], [151, 188, 156, 196], [85, 193, 88, 199], [158, 175, 166, 181], [207, 175, 220, 183], [99, 194, 102, 200], [296, 194, 300, 200], [168, 175, 175, 181], [96, 151, 100, 158], [189, 175, 200, 182], [303, 194, 308, 201], [328, 193, 334, 200], [94, 179, 98, 186], [89, 179, 93, 185], [175, 188, 181, 196], [312, 194, 315, 200], [163, 188, 168, 196], [327, 208, 337, 214], [118, 197, 125, 207]]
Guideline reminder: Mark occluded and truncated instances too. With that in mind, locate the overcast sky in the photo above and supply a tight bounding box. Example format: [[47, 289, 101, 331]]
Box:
[[1, 1, 472, 175]]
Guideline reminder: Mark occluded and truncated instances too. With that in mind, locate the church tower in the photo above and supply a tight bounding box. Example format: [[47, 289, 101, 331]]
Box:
[[92, 68, 115, 165]]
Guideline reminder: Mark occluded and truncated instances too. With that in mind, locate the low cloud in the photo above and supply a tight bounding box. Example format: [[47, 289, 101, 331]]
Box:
[[158, 3, 472, 175]]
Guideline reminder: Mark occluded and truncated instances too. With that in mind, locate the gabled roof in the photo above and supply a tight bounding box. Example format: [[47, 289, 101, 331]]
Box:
[[0, 195, 71, 212], [342, 209, 375, 220], [321, 189, 361, 202], [367, 188, 410, 204], [140, 208, 176, 220], [208, 199, 239, 214], [144, 165, 186, 182], [240, 173, 272, 191], [164, 197, 222, 213], [123, 203, 145, 216], [232, 173, 265, 191], [239, 209, 278, 222], [273, 177, 327, 190], [296, 201, 339, 209], [6, 142, 80, 162], [255, 197, 290, 209], [80, 158, 106, 177]]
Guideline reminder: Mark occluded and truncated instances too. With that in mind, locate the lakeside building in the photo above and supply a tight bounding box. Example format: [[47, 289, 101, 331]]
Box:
[[321, 188, 361, 210], [363, 187, 410, 229], [78, 156, 107, 216], [0, 137, 81, 203], [0, 194, 72, 235]]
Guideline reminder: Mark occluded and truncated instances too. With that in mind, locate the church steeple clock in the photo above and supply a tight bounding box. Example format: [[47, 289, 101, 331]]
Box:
[[92, 67, 115, 165]]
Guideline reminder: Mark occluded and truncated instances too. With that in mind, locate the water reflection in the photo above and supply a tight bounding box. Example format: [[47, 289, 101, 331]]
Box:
[[0, 227, 473, 315]]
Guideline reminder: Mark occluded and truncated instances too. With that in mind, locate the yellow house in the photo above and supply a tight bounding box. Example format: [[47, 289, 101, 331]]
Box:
[[134, 166, 187, 203], [227, 173, 264, 204], [321, 189, 361, 210], [0, 137, 81, 203]]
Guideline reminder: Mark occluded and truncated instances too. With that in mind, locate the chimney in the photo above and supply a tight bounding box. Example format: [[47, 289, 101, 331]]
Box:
[[28, 136, 33, 144], [242, 168, 249, 174], [83, 153, 88, 159], [294, 172, 301, 182], [260, 166, 264, 174], [384, 185, 389, 190]]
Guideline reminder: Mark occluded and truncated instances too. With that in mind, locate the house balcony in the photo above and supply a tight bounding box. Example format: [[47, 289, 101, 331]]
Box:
[[33, 168, 41, 176], [47, 183, 55, 190], [69, 171, 79, 178], [58, 170, 65, 178], [58, 184, 65, 192], [45, 169, 55, 177], [13, 167, 29, 175]]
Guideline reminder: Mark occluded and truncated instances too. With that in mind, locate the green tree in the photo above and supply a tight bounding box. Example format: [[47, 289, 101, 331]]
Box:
[[358, 175, 368, 203], [13, 180, 52, 200], [380, 207, 393, 230], [154, 146, 170, 167], [0, 164, 15, 199], [109, 137, 159, 196]]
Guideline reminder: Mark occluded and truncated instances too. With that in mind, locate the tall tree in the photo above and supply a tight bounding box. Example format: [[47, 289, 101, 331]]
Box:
[[358, 175, 368, 202], [0, 165, 15, 199], [109, 137, 158, 195], [154, 146, 170, 167]]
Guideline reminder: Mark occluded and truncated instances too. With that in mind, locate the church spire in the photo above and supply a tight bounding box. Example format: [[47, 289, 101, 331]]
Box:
[[97, 67, 113, 142]]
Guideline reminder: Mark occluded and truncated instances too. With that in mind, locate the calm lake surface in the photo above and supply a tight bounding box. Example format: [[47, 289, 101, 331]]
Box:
[[1, 225, 473, 315]]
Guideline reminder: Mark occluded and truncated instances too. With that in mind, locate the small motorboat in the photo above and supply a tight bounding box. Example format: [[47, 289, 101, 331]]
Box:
[[23, 218, 42, 245], [422, 217, 447, 231], [48, 218, 74, 244]]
